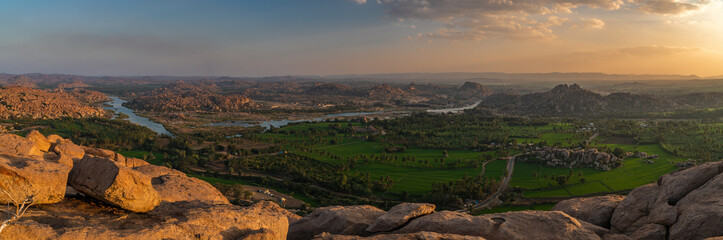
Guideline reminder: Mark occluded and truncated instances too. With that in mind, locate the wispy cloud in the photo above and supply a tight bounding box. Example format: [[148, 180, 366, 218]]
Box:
[[637, 0, 704, 15], [574, 18, 606, 29], [369, 0, 712, 41]]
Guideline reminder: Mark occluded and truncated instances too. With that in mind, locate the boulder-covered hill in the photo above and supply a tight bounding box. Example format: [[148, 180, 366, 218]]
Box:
[[481, 84, 722, 116], [0, 86, 107, 119], [457, 81, 491, 99], [126, 81, 257, 112], [0, 131, 721, 239]]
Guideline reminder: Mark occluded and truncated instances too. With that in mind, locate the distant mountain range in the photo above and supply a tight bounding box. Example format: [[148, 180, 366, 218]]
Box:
[[324, 72, 702, 84], [481, 84, 723, 116]]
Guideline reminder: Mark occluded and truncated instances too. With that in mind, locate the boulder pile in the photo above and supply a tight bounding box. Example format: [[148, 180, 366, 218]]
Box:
[[518, 146, 622, 170], [0, 132, 291, 239]]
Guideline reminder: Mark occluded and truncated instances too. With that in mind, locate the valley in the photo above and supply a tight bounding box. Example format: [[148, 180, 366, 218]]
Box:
[[0, 73, 721, 239]]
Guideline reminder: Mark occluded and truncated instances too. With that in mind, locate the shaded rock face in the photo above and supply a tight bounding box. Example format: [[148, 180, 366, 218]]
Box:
[[134, 164, 230, 205], [629, 224, 666, 240], [610, 161, 723, 237], [288, 205, 386, 240], [552, 195, 625, 228], [68, 156, 160, 212], [610, 184, 660, 233], [0, 199, 289, 240], [314, 231, 487, 240], [0, 154, 71, 204], [648, 161, 723, 225], [669, 172, 723, 240], [396, 210, 600, 240], [366, 203, 436, 233]]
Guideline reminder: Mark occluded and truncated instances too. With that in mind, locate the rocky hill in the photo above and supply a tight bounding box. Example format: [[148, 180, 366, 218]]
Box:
[[126, 82, 257, 112], [305, 83, 354, 95], [0, 86, 106, 119], [458, 81, 491, 99], [0, 132, 721, 239], [481, 84, 721, 116], [365, 84, 410, 100], [56, 81, 91, 89]]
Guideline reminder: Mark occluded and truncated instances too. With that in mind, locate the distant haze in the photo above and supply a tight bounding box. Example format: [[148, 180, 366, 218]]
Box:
[[1, 0, 723, 77]]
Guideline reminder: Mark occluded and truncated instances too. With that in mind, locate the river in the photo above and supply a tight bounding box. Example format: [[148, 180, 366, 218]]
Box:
[[102, 97, 175, 137], [205, 101, 482, 130], [103, 98, 480, 134]]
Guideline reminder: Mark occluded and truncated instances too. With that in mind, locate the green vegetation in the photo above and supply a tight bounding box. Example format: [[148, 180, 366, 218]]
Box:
[[2, 117, 160, 151], [9, 108, 715, 212]]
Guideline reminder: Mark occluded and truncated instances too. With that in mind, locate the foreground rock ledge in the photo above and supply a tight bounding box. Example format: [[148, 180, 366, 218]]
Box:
[[0, 198, 289, 240]]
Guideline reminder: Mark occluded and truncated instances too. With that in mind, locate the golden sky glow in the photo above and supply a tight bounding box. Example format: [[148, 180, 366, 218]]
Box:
[[1, 0, 722, 77]]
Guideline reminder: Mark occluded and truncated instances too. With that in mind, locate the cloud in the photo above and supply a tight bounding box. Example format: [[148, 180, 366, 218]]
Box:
[[370, 0, 712, 41], [574, 18, 606, 29], [638, 0, 703, 14], [424, 15, 568, 41], [569, 45, 703, 58], [607, 45, 701, 55], [350, 0, 367, 4]]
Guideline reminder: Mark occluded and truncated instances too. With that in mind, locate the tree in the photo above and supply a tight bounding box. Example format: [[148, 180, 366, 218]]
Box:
[[555, 175, 569, 186], [0, 188, 36, 234], [612, 147, 626, 158]]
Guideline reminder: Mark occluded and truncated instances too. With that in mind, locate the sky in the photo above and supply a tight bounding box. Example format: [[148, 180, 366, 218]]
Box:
[[1, 0, 722, 77]]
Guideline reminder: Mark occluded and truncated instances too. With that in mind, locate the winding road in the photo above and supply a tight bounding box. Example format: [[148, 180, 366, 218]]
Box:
[[468, 155, 516, 212]]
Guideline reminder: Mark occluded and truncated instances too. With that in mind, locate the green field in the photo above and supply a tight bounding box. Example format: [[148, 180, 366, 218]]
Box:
[[248, 120, 690, 206], [118, 150, 166, 165], [515, 144, 680, 198]]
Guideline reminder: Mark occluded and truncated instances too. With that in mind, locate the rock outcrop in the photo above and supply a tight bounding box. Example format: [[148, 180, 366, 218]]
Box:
[[0, 86, 106, 119], [288, 205, 386, 240], [82, 146, 149, 168], [25, 130, 51, 152], [0, 133, 71, 204], [126, 82, 256, 112], [314, 231, 487, 240], [68, 156, 161, 212], [396, 210, 600, 240], [366, 203, 435, 233], [0, 134, 43, 157], [552, 195, 625, 228], [0, 131, 293, 239], [0, 154, 71, 204], [0, 199, 289, 240], [518, 147, 622, 170], [134, 164, 230, 204], [301, 161, 723, 240]]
